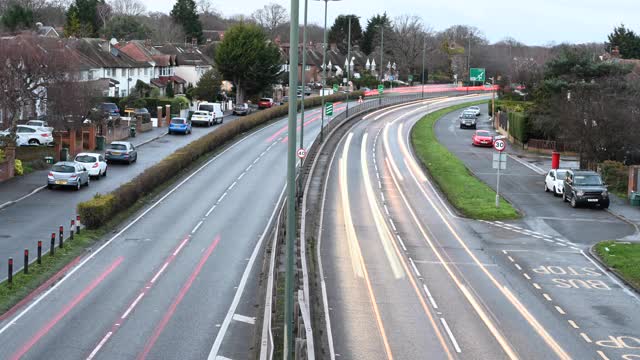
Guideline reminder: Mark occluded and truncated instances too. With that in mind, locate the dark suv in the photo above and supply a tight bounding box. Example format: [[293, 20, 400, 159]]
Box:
[[563, 170, 609, 209]]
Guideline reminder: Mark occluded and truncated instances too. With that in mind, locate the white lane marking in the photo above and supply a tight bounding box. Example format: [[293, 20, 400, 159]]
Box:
[[422, 284, 438, 309], [191, 220, 204, 234], [260, 151, 266, 157], [253, 158, 259, 164], [396, 235, 407, 251], [580, 332, 592, 343], [232, 313, 256, 325], [523, 273, 531, 280], [440, 318, 462, 353], [555, 306, 566, 315], [555, 243, 567, 247], [507, 256, 515, 262], [86, 331, 113, 360], [218, 192, 227, 203], [216, 356, 233, 360], [246, 164, 253, 171], [208, 185, 287, 359], [409, 258, 422, 277], [570, 246, 581, 251], [389, 219, 397, 232], [581, 250, 640, 303], [205, 205, 217, 217], [597, 350, 610, 360], [237, 172, 246, 180], [0, 110, 284, 336], [533, 283, 541, 290], [173, 237, 190, 256], [543, 294, 552, 302], [543, 239, 554, 243], [0, 185, 46, 210], [514, 264, 522, 271], [378, 180, 382, 189], [508, 154, 546, 175], [380, 193, 385, 202], [568, 320, 579, 329], [502, 250, 508, 255], [532, 235, 543, 239], [150, 262, 169, 284], [228, 181, 237, 190], [121, 292, 145, 319]]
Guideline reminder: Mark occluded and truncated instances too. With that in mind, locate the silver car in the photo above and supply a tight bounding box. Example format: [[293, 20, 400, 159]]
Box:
[[47, 161, 90, 190]]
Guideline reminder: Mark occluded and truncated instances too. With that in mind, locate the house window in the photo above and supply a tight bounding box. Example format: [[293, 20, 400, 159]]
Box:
[[121, 69, 126, 77], [305, 65, 311, 71], [88, 70, 94, 80], [120, 89, 127, 97], [160, 67, 173, 76], [144, 68, 148, 76]]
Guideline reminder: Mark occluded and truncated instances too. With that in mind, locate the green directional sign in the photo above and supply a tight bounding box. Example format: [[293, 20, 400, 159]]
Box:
[[333, 84, 339, 92], [470, 68, 486, 82], [408, 75, 413, 82], [325, 102, 334, 116], [378, 84, 384, 94]]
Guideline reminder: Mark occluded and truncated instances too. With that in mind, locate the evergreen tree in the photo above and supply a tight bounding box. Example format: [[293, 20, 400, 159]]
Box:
[[360, 13, 391, 55], [166, 81, 175, 98], [1, 3, 34, 31], [607, 24, 640, 59], [328, 15, 363, 53], [170, 0, 203, 44], [192, 69, 221, 101], [64, 0, 105, 37]]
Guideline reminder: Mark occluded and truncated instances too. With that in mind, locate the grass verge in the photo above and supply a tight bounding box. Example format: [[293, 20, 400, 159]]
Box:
[[594, 241, 640, 290], [411, 101, 521, 220]]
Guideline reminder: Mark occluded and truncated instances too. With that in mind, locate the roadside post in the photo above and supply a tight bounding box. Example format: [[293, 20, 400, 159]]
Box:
[[70, 219, 75, 240], [8, 258, 13, 284], [37, 241, 42, 264], [493, 138, 507, 208], [59, 225, 64, 248], [50, 233, 55, 256], [76, 215, 81, 234], [24, 249, 28, 274], [378, 84, 384, 105]]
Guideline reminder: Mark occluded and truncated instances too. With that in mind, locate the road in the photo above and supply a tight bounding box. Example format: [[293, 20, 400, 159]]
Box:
[[0, 100, 357, 359], [319, 96, 640, 359]]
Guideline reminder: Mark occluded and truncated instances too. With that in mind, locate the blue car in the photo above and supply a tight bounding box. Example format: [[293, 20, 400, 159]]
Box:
[[168, 117, 192, 135]]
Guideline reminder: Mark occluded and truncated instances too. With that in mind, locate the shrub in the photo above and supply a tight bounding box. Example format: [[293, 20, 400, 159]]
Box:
[[600, 160, 628, 197], [14, 159, 23, 176], [77, 91, 363, 229], [508, 112, 528, 143], [78, 194, 116, 229], [0, 149, 4, 162]]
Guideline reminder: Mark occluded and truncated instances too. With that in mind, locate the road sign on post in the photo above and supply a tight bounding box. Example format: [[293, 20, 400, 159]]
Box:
[[378, 84, 384, 94], [297, 148, 306, 159], [470, 68, 486, 83], [493, 146, 507, 208], [493, 139, 506, 152], [333, 84, 339, 92], [325, 102, 334, 116]]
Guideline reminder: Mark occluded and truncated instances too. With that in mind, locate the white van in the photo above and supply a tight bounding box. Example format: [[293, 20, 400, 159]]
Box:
[[197, 102, 224, 124]]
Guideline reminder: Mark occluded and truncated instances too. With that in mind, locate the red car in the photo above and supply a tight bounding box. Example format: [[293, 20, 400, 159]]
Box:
[[472, 130, 494, 147], [258, 98, 274, 109]]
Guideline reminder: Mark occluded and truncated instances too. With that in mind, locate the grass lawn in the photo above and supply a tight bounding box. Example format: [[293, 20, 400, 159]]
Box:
[[595, 241, 640, 290], [411, 101, 521, 220]]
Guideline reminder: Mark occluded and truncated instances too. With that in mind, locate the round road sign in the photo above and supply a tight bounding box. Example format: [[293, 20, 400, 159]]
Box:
[[297, 148, 307, 159], [493, 139, 506, 152]]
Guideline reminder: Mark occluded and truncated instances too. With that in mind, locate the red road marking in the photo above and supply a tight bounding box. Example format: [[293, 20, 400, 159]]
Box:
[[86, 236, 191, 359], [280, 105, 347, 143], [10, 257, 124, 360], [137, 235, 221, 360]]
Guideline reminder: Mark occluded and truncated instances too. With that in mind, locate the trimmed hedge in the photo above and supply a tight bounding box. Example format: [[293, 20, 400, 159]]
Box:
[[600, 160, 628, 198], [508, 112, 528, 143], [78, 91, 363, 229]]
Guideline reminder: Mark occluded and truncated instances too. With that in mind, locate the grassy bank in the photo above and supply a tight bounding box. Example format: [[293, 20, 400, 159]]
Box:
[[595, 241, 640, 290], [411, 101, 520, 220]]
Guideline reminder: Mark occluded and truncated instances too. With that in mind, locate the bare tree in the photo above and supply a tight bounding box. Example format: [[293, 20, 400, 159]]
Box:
[[108, 0, 145, 16], [251, 3, 287, 37], [142, 12, 185, 43], [389, 15, 428, 78], [96, 2, 113, 30]]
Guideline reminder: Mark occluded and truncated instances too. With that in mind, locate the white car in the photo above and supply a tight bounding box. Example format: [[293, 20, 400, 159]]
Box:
[[545, 168, 568, 196], [190, 111, 214, 127], [467, 106, 481, 116], [74, 152, 108, 178], [26, 120, 54, 132], [0, 125, 53, 146]]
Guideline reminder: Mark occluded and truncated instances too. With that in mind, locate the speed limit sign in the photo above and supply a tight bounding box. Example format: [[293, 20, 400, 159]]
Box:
[[493, 139, 506, 152], [297, 148, 307, 159]]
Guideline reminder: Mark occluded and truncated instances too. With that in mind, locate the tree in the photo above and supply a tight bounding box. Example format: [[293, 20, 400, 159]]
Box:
[[142, 12, 185, 43], [171, 0, 203, 43], [361, 13, 391, 55], [1, 2, 34, 31], [108, 0, 145, 16], [251, 3, 287, 38], [606, 24, 640, 59], [328, 15, 362, 53], [192, 69, 221, 101], [65, 0, 106, 37], [166, 81, 174, 98], [389, 15, 427, 78], [103, 15, 151, 40], [215, 23, 282, 104]]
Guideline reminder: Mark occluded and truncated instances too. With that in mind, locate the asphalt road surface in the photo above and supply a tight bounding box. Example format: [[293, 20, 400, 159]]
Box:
[[319, 96, 640, 360]]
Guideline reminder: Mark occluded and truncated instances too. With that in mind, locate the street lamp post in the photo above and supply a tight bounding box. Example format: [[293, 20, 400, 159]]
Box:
[[299, 0, 309, 150], [378, 24, 384, 105], [315, 0, 341, 142], [421, 37, 425, 99], [346, 15, 351, 116]]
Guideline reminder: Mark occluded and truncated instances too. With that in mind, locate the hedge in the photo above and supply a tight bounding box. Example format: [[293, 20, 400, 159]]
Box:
[[78, 91, 364, 228], [508, 112, 528, 143], [600, 160, 628, 198]]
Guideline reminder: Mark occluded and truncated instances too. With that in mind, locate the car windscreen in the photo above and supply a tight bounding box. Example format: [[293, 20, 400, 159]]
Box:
[[556, 172, 566, 180], [52, 165, 75, 173], [75, 155, 97, 163], [476, 131, 491, 136], [260, 98, 270, 102], [108, 144, 127, 150], [199, 105, 214, 112], [462, 113, 475, 118], [574, 175, 603, 186], [171, 119, 185, 124]]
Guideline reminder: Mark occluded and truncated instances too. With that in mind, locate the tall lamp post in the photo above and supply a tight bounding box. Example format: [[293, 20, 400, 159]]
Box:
[[284, 0, 299, 357], [421, 36, 426, 99], [314, 0, 341, 142], [299, 0, 310, 151]]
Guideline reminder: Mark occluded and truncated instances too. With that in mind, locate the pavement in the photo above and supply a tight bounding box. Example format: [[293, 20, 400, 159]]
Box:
[[317, 96, 640, 359]]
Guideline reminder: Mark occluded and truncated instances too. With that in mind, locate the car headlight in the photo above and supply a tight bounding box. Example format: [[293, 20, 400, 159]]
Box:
[[602, 190, 608, 197], [576, 191, 584, 196]]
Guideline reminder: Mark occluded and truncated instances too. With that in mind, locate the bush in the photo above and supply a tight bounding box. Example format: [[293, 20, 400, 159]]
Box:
[[494, 99, 534, 113], [0, 149, 4, 162], [14, 159, 23, 176], [600, 160, 628, 197], [77, 194, 116, 229], [508, 112, 528, 142], [77, 91, 364, 229]]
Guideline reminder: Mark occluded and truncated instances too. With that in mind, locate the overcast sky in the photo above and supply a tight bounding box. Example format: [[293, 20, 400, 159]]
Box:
[[145, 0, 640, 46]]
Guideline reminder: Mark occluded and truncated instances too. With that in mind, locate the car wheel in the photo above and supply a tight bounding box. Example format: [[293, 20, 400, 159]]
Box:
[[459, 124, 463, 129], [570, 196, 577, 208], [103, 168, 107, 177], [47, 184, 54, 190], [553, 187, 560, 197], [472, 124, 477, 129], [545, 183, 549, 192], [86, 177, 90, 186], [28, 139, 40, 146], [601, 201, 610, 209], [75, 182, 81, 191]]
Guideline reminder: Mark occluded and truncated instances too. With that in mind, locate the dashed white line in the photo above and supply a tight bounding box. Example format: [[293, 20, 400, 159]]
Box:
[[383, 204, 390, 215], [237, 172, 246, 180], [514, 263, 522, 271], [543, 239, 554, 243], [568, 320, 579, 329], [597, 350, 610, 360], [532, 283, 541, 290], [191, 220, 204, 234], [440, 318, 462, 353], [422, 284, 438, 309], [173, 237, 190, 256], [389, 219, 397, 231], [507, 256, 515, 262], [555, 243, 567, 247], [87, 331, 113, 360], [228, 181, 237, 190], [543, 293, 552, 302], [246, 164, 253, 171], [531, 235, 543, 239], [409, 258, 421, 277], [150, 262, 169, 284], [523, 273, 531, 280], [396, 235, 407, 251], [380, 193, 385, 202], [580, 332, 592, 343], [555, 306, 566, 315], [121, 292, 145, 319], [502, 250, 508, 255], [253, 158, 259, 164], [260, 151, 266, 157], [218, 192, 227, 203], [378, 180, 382, 189], [205, 205, 217, 217]]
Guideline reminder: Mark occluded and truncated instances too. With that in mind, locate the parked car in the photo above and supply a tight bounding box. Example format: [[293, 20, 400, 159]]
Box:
[[258, 98, 274, 109], [563, 169, 609, 209], [233, 103, 251, 116], [297, 86, 312, 96], [168, 117, 192, 135], [197, 102, 223, 124], [544, 168, 568, 196], [0, 125, 53, 146], [467, 106, 481, 116], [74, 152, 107, 178], [191, 111, 214, 127], [105, 141, 137, 164], [47, 162, 90, 190], [99, 103, 120, 118], [25, 120, 54, 132], [460, 111, 478, 129], [471, 130, 494, 147], [133, 108, 151, 123]]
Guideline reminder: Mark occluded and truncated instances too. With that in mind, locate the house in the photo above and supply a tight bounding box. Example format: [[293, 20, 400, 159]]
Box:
[[280, 42, 369, 84], [35, 22, 60, 38], [154, 43, 214, 87]]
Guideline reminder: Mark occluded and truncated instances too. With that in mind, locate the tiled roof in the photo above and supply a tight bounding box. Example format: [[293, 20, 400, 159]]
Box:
[[153, 44, 214, 66]]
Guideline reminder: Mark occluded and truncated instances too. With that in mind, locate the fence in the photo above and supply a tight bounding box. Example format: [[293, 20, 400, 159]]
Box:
[[527, 138, 579, 153]]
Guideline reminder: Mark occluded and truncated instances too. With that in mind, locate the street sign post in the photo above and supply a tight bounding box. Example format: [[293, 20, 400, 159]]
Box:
[[378, 84, 384, 94], [408, 75, 413, 83], [325, 102, 333, 116], [297, 148, 306, 159], [493, 139, 506, 152], [333, 84, 339, 92], [470, 68, 486, 83], [493, 147, 507, 208]]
